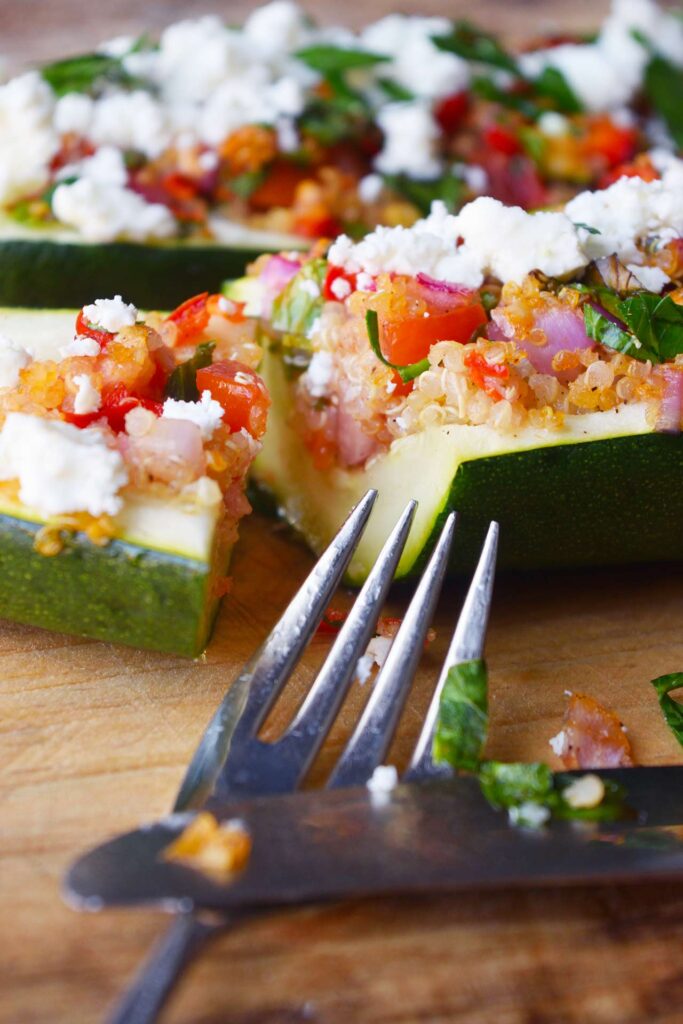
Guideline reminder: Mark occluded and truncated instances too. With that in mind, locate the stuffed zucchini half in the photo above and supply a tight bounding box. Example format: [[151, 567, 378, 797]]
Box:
[[230, 165, 683, 581], [0, 295, 269, 654]]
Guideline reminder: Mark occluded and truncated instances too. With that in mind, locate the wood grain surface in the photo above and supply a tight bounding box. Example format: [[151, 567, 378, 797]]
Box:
[[2, 2, 683, 1023]]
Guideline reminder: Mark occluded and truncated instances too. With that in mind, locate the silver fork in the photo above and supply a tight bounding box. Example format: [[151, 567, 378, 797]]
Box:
[[107, 492, 499, 1024]]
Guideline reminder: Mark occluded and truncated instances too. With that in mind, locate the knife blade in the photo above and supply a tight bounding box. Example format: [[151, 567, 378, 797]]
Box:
[[65, 767, 683, 913]]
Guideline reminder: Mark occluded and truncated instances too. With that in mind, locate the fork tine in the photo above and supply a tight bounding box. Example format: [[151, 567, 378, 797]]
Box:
[[327, 512, 457, 790], [174, 488, 377, 810], [404, 520, 499, 782], [270, 500, 417, 786]]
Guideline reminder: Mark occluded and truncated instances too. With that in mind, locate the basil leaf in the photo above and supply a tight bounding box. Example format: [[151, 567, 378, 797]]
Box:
[[643, 56, 683, 148], [272, 259, 327, 338], [478, 761, 553, 808], [573, 222, 601, 236], [381, 172, 465, 215], [433, 22, 518, 73], [376, 79, 415, 102], [583, 302, 652, 361], [533, 66, 583, 114], [621, 293, 683, 362], [433, 659, 489, 772], [228, 169, 267, 200], [41, 53, 136, 97], [471, 76, 539, 120], [299, 97, 371, 146], [164, 342, 215, 401], [366, 310, 430, 383], [651, 672, 683, 749], [295, 45, 390, 74]]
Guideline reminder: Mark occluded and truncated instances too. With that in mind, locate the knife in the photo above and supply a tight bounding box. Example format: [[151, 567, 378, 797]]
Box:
[[65, 767, 683, 913]]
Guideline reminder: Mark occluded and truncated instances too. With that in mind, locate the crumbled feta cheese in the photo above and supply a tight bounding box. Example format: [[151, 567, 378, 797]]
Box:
[[303, 350, 334, 398], [358, 173, 384, 204], [562, 773, 605, 810], [626, 263, 670, 292], [276, 116, 299, 153], [361, 15, 469, 100], [366, 764, 398, 794], [82, 296, 138, 334], [243, 1, 312, 61], [356, 635, 393, 684], [162, 389, 225, 439], [59, 336, 101, 359], [0, 332, 30, 388], [374, 102, 442, 180], [356, 272, 375, 292], [330, 276, 352, 300], [98, 34, 136, 58], [88, 90, 172, 159], [455, 163, 488, 195], [57, 145, 128, 187], [508, 802, 550, 829], [198, 74, 305, 146], [0, 413, 128, 517], [53, 92, 95, 137], [520, 43, 638, 113], [330, 197, 586, 288], [566, 174, 683, 264], [538, 111, 570, 137], [549, 730, 567, 757], [150, 16, 252, 104], [52, 178, 176, 243], [0, 71, 58, 205], [72, 374, 102, 415]]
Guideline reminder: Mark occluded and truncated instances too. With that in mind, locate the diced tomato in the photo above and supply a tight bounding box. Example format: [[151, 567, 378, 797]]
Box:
[[483, 123, 522, 156], [316, 607, 348, 634], [476, 150, 547, 209], [599, 157, 659, 188], [75, 309, 111, 348], [62, 410, 101, 429], [295, 213, 342, 239], [100, 383, 163, 433], [196, 360, 270, 438], [380, 301, 487, 366], [583, 117, 638, 169], [167, 292, 211, 345], [434, 91, 469, 134], [248, 160, 310, 211], [323, 265, 357, 302], [464, 351, 510, 400]]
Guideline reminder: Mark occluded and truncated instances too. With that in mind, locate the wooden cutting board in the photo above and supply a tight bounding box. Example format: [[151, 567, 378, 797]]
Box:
[[2, 2, 683, 1022]]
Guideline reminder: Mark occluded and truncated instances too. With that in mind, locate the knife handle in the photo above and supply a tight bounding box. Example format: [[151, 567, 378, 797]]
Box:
[[106, 912, 227, 1024]]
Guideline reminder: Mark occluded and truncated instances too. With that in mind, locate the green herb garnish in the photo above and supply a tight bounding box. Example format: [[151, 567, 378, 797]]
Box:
[[651, 673, 683, 750], [164, 342, 215, 402], [433, 21, 518, 73], [41, 52, 138, 97], [583, 290, 683, 364], [643, 56, 683, 148], [295, 45, 390, 74], [433, 659, 488, 772], [381, 172, 466, 215], [366, 310, 430, 383]]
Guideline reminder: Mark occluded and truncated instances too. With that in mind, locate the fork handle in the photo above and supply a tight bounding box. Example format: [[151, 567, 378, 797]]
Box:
[[106, 912, 227, 1024]]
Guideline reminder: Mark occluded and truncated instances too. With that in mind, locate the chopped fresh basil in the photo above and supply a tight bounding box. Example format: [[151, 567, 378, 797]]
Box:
[[433, 659, 489, 772], [381, 172, 465, 215], [573, 222, 601, 235], [228, 170, 268, 200], [272, 259, 327, 338], [376, 79, 415, 102], [651, 673, 683, 750], [299, 97, 371, 146], [533, 66, 583, 114], [295, 45, 390, 74], [471, 76, 539, 120], [164, 342, 215, 401], [478, 761, 553, 808], [433, 22, 518, 74], [41, 52, 138, 97], [583, 290, 683, 364], [643, 56, 683, 148], [365, 310, 430, 383]]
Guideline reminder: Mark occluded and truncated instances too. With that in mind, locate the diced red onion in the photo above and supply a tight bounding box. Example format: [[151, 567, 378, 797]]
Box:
[[414, 273, 477, 312], [336, 404, 380, 467], [657, 368, 683, 433], [258, 254, 303, 316], [493, 303, 594, 376]]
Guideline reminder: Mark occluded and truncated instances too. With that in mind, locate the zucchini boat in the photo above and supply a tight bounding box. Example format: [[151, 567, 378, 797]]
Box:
[[1, 0, 681, 306], [0, 297, 269, 655], [230, 165, 683, 580]]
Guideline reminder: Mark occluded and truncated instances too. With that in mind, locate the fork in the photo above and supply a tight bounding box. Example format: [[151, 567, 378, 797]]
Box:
[[107, 492, 499, 1024]]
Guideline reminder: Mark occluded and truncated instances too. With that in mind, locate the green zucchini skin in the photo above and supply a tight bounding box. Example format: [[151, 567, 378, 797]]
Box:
[[0, 513, 225, 656], [420, 432, 683, 574], [0, 238, 265, 310]]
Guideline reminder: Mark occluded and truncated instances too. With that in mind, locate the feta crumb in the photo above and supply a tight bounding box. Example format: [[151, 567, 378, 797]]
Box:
[[59, 336, 101, 359], [82, 296, 138, 334], [0, 413, 128, 517], [366, 764, 398, 794], [356, 272, 375, 292], [57, 146, 128, 187], [374, 102, 442, 181], [330, 276, 351, 300], [303, 350, 334, 399], [0, 332, 30, 388], [549, 730, 567, 758], [72, 374, 102, 415], [53, 93, 95, 137], [356, 635, 393, 684], [562, 773, 605, 810], [508, 802, 551, 829], [538, 111, 570, 137], [361, 15, 469, 100], [52, 178, 176, 243], [626, 263, 670, 292], [358, 173, 384, 204], [300, 278, 321, 298], [162, 389, 224, 439], [0, 72, 58, 205]]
